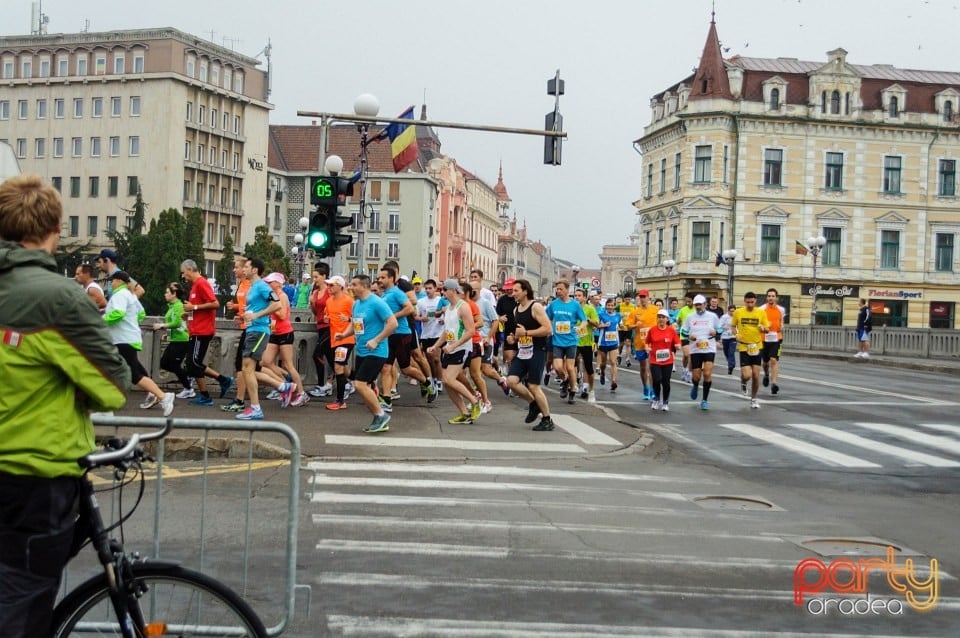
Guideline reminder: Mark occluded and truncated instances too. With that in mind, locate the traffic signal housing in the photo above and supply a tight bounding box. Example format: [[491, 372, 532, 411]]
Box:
[[309, 175, 353, 258]]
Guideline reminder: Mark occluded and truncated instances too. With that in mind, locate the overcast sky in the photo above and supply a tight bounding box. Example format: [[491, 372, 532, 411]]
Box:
[[22, 0, 957, 268]]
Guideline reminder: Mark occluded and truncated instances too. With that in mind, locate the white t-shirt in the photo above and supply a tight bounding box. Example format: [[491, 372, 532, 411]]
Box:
[[416, 294, 444, 340], [684, 310, 721, 354]]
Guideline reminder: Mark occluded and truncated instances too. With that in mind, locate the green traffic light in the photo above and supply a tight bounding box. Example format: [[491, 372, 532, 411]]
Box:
[[308, 230, 329, 248]]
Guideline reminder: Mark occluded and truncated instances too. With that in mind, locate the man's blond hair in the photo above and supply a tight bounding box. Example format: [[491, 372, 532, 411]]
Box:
[[0, 174, 63, 244]]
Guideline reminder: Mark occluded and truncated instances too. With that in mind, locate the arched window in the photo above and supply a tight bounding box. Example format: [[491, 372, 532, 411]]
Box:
[[769, 88, 780, 110], [499, 245, 507, 261], [944, 100, 953, 123], [830, 90, 841, 114], [622, 275, 635, 292], [889, 96, 899, 118]]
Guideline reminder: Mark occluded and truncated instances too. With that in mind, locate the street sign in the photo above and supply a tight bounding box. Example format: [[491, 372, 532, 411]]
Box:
[[591, 277, 601, 289]]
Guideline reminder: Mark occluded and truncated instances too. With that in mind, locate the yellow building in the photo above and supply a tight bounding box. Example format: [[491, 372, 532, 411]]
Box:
[[631, 18, 960, 328]]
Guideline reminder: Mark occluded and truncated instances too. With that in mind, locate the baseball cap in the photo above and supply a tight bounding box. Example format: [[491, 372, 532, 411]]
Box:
[[98, 248, 119, 262], [693, 294, 707, 304], [109, 270, 131, 283], [657, 308, 670, 318], [503, 278, 516, 287], [442, 278, 460, 291], [637, 288, 650, 297], [302, 273, 311, 280], [412, 276, 423, 284], [263, 272, 285, 285], [325, 275, 346, 287]]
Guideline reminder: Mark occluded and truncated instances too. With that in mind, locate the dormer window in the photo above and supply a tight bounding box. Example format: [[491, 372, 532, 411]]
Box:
[[889, 96, 899, 118], [881, 84, 907, 121], [770, 88, 780, 110], [763, 77, 787, 113], [944, 100, 953, 123], [831, 91, 841, 114]]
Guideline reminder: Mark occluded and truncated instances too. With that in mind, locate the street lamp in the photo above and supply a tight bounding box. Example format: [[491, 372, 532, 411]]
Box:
[[806, 234, 826, 325], [662, 258, 676, 301], [721, 249, 737, 302], [353, 94, 380, 275], [292, 216, 309, 280], [571, 264, 580, 290]]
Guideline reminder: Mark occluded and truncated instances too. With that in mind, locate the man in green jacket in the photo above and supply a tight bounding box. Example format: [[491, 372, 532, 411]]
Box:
[[0, 174, 131, 637]]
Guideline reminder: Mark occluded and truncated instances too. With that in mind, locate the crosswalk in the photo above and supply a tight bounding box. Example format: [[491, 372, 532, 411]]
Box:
[[301, 460, 958, 637], [660, 421, 960, 469]]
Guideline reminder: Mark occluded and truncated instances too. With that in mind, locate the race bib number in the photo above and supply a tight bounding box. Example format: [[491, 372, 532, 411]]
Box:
[[575, 323, 587, 337], [518, 335, 533, 360], [636, 328, 649, 341], [555, 321, 571, 335], [444, 330, 456, 343], [655, 348, 671, 362], [746, 342, 760, 356], [764, 331, 779, 342], [604, 331, 619, 344], [696, 340, 710, 350], [334, 346, 349, 363], [353, 318, 365, 335]]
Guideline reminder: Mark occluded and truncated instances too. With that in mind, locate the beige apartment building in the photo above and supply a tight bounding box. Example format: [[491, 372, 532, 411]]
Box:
[[630, 18, 960, 328], [0, 27, 272, 275]]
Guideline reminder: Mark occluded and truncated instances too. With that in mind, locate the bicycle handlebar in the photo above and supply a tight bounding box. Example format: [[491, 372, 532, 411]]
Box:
[[78, 418, 174, 469]]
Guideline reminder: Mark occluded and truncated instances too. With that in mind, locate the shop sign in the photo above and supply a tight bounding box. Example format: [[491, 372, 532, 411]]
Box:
[[802, 284, 859, 298], [867, 288, 923, 300]]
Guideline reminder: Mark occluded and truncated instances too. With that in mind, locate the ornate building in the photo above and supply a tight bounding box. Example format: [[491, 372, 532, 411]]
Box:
[[632, 17, 960, 328]]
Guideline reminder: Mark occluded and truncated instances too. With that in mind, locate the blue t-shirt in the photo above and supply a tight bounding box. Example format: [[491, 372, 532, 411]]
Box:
[[546, 298, 587, 348], [381, 285, 411, 335], [245, 279, 275, 334], [353, 293, 394, 358], [598, 310, 622, 347]]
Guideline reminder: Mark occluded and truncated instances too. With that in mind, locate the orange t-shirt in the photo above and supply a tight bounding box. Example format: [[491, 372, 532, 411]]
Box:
[[625, 304, 659, 350], [326, 293, 356, 347], [467, 299, 482, 344], [763, 303, 785, 336], [234, 279, 251, 329]]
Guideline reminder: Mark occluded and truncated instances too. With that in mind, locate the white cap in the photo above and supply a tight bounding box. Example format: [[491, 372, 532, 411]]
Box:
[[693, 294, 707, 304], [657, 309, 670, 318], [263, 272, 285, 285]]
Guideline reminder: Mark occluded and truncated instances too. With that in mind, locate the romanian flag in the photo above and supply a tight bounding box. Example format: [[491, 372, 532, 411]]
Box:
[[379, 106, 419, 172], [795, 240, 809, 256]]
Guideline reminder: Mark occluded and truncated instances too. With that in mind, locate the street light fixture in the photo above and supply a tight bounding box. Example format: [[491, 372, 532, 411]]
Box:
[[721, 249, 737, 302], [292, 217, 309, 280], [806, 234, 827, 325], [662, 258, 676, 301], [571, 264, 580, 290], [353, 94, 380, 275]]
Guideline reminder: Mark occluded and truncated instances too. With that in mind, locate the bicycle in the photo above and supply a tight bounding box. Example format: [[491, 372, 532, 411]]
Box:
[[51, 419, 268, 637]]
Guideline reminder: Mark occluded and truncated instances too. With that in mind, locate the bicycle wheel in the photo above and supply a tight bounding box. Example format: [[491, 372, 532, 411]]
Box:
[[52, 563, 268, 637]]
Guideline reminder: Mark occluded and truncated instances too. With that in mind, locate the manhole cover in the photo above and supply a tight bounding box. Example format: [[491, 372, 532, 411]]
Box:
[[791, 537, 918, 557], [690, 495, 781, 511]]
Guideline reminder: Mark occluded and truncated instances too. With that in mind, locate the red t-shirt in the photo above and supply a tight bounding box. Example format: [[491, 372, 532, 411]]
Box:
[[188, 276, 217, 336], [311, 287, 329, 329], [646, 324, 680, 366]]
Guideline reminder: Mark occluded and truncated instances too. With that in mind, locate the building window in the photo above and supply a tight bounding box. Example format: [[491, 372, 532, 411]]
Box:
[[108, 176, 118, 197], [71, 137, 82, 157], [643, 230, 650, 266], [930, 302, 955, 329], [21, 59, 32, 79], [39, 58, 50, 78], [694, 145, 712, 183], [760, 224, 781, 263], [184, 141, 191, 160], [51, 176, 61, 191], [69, 177, 80, 198], [111, 96, 121, 117], [769, 88, 780, 110], [211, 108, 217, 128], [370, 181, 382, 202], [234, 73, 243, 94], [888, 96, 899, 118], [68, 216, 79, 236], [76, 56, 87, 76], [763, 149, 783, 186], [831, 90, 841, 114], [186, 101, 193, 121], [223, 111, 230, 130], [646, 163, 653, 197], [133, 55, 144, 74], [90, 137, 101, 157], [387, 240, 399, 259], [367, 242, 380, 259], [183, 180, 190, 200], [89, 177, 99, 197], [106, 216, 117, 233], [348, 242, 358, 258], [671, 225, 678, 259], [659, 159, 666, 194], [34, 138, 44, 158], [206, 223, 214, 244], [128, 176, 139, 196], [88, 216, 98, 236], [691, 221, 710, 261], [110, 136, 120, 156], [0, 100, 9, 120], [657, 227, 664, 263], [15, 139, 26, 158], [114, 56, 124, 75], [186, 57, 195, 78], [935, 233, 954, 272], [17, 100, 27, 119], [199, 62, 207, 82], [388, 212, 400, 232], [939, 159, 956, 197], [822, 226, 841, 267], [883, 156, 902, 193], [368, 209, 381, 231], [388, 181, 400, 202], [880, 230, 900, 269], [73, 98, 83, 118], [129, 136, 140, 156], [53, 137, 63, 157], [1, 60, 13, 79], [94, 55, 106, 75], [674, 152, 681, 189], [943, 100, 954, 123], [92, 97, 103, 118], [54, 98, 64, 118], [197, 144, 204, 163], [824, 152, 843, 190], [36, 99, 46, 119], [198, 105, 205, 124]]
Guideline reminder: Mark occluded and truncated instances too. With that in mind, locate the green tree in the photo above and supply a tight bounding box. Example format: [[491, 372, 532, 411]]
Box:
[[183, 207, 205, 268], [215, 232, 236, 306], [244, 225, 290, 276], [54, 239, 95, 275]]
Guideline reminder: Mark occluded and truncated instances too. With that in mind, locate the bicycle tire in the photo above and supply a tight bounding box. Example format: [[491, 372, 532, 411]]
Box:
[[52, 563, 268, 638]]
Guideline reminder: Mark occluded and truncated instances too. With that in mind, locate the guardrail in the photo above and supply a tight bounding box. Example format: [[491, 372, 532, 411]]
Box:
[[783, 325, 960, 359], [63, 415, 310, 637]]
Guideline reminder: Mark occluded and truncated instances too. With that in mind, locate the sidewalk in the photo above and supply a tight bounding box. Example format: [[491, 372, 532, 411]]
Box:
[[783, 348, 960, 377]]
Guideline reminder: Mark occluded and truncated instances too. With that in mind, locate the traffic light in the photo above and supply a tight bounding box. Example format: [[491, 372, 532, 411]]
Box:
[[309, 176, 353, 258]]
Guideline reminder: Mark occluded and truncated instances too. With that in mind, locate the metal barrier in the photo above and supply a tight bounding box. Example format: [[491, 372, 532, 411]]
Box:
[[783, 325, 960, 359], [63, 415, 310, 637]]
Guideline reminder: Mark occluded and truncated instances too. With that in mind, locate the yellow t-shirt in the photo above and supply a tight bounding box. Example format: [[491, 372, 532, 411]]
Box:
[[731, 307, 769, 353], [625, 304, 659, 350]]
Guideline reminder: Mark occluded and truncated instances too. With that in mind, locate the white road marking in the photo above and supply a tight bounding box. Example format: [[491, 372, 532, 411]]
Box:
[[915, 422, 960, 436], [852, 422, 960, 455], [717, 423, 881, 468], [324, 435, 585, 453], [549, 414, 622, 446], [785, 423, 960, 467]]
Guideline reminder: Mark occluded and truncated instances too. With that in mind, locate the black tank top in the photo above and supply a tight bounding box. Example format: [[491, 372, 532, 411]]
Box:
[[514, 301, 547, 350]]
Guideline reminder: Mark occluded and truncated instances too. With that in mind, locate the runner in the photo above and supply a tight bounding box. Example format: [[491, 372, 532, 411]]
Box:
[[222, 257, 252, 412], [74, 263, 106, 311], [496, 277, 519, 379], [416, 279, 445, 391], [855, 298, 872, 358], [646, 309, 681, 411], [546, 280, 587, 405], [505, 279, 554, 431], [323, 275, 355, 410], [427, 279, 481, 424], [574, 287, 600, 402], [719, 304, 738, 375], [144, 281, 191, 407], [761, 288, 786, 395], [261, 273, 309, 407], [308, 263, 334, 398], [180, 259, 232, 405], [472, 280, 505, 411], [596, 297, 621, 392], [624, 289, 659, 400], [685, 294, 722, 410], [675, 294, 696, 382], [731, 291, 770, 409], [617, 295, 636, 367]]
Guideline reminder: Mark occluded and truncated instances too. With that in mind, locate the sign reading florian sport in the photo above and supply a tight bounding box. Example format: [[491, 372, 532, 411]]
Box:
[[793, 546, 939, 616]]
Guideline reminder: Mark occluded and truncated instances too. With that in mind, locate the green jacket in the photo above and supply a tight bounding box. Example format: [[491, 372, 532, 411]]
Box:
[[164, 299, 189, 342], [0, 240, 131, 478]]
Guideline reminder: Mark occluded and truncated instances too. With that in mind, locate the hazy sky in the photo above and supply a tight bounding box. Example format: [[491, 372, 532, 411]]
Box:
[[20, 0, 957, 268]]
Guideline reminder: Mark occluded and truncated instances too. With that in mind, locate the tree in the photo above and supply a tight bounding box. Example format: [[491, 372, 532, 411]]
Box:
[[183, 207, 205, 268], [244, 225, 290, 276], [54, 239, 95, 276], [215, 232, 236, 304]]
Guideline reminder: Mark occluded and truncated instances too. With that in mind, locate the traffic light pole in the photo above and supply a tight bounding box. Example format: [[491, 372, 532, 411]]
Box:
[[355, 122, 371, 275]]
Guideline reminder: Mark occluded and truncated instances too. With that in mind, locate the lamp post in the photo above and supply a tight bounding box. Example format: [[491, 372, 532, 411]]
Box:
[[722, 249, 737, 302], [571, 264, 580, 290], [806, 234, 826, 325], [662, 258, 676, 301], [353, 93, 380, 276]]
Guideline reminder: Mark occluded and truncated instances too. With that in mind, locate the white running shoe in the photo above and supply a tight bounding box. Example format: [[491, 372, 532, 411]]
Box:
[[481, 401, 493, 414], [344, 382, 355, 397], [661, 402, 670, 412], [176, 388, 196, 399], [409, 377, 419, 386], [139, 393, 159, 409], [651, 400, 661, 411], [861, 352, 870, 358], [159, 392, 175, 417], [587, 390, 596, 403], [291, 391, 310, 407], [266, 389, 281, 400]]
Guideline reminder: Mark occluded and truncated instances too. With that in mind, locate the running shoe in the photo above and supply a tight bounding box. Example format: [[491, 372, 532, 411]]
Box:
[[599, 371, 605, 385], [610, 382, 618, 392], [176, 388, 196, 399], [524, 400, 541, 424], [543, 372, 551, 385], [219, 376, 234, 399], [470, 402, 482, 421], [325, 401, 347, 410], [345, 382, 356, 396], [587, 390, 596, 404], [419, 380, 429, 398], [379, 399, 393, 413], [290, 391, 310, 407], [159, 392, 175, 417], [661, 402, 670, 412], [751, 398, 760, 409], [499, 378, 510, 396], [278, 382, 295, 408], [690, 386, 698, 401], [235, 405, 264, 421], [409, 377, 419, 386], [700, 400, 709, 411], [139, 393, 159, 410], [435, 381, 443, 393], [191, 395, 214, 407], [448, 413, 472, 424], [559, 385, 568, 399], [616, 354, 622, 366], [762, 374, 770, 388], [309, 383, 332, 398], [532, 416, 554, 431], [727, 367, 734, 375], [482, 401, 493, 414], [221, 400, 245, 412], [741, 381, 748, 395], [390, 388, 401, 400], [266, 389, 281, 400], [579, 386, 588, 400], [567, 394, 575, 405], [771, 383, 780, 395], [427, 379, 439, 403], [651, 400, 661, 411], [364, 414, 391, 433]]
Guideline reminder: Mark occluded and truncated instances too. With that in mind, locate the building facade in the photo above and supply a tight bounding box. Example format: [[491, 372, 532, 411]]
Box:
[[632, 18, 960, 328], [0, 28, 273, 274]]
